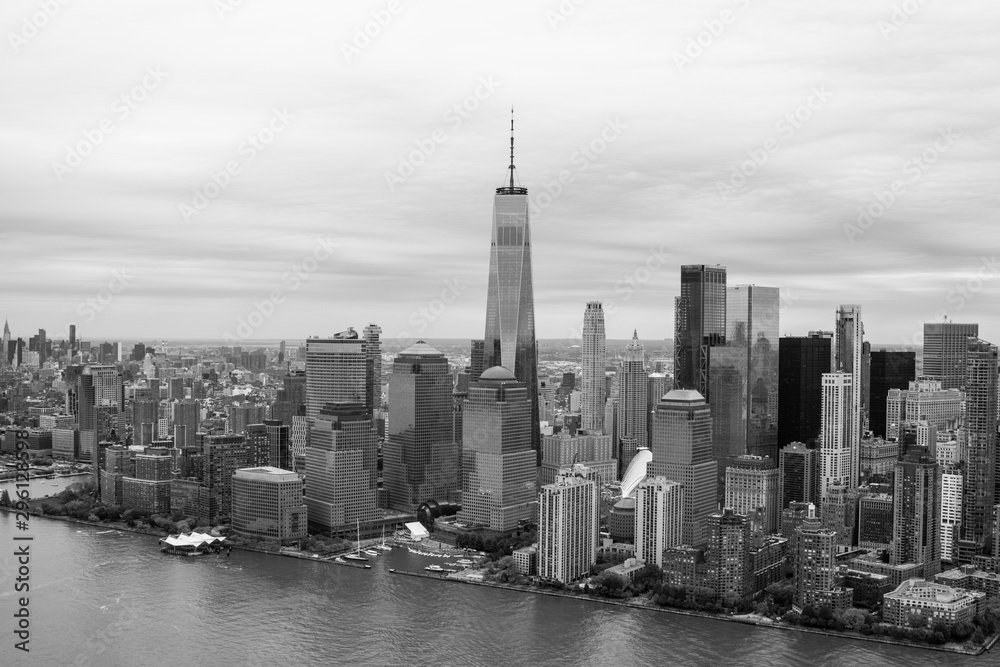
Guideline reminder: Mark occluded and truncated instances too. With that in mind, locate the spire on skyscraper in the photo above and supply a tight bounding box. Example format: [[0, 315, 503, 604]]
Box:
[[509, 106, 515, 189], [3, 320, 9, 335]]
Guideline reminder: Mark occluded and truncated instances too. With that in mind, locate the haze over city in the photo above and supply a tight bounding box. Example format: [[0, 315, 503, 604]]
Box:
[[2, 0, 998, 343]]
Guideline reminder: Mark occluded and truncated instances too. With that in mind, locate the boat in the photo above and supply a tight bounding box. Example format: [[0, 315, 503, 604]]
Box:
[[344, 519, 368, 561], [456, 558, 474, 565], [363, 549, 379, 556], [374, 526, 392, 551], [425, 564, 445, 572]]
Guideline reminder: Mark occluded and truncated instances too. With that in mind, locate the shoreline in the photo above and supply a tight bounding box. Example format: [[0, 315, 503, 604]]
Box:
[[390, 568, 994, 657]]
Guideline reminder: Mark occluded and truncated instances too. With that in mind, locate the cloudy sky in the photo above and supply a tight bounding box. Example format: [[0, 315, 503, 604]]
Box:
[[1, 0, 998, 346]]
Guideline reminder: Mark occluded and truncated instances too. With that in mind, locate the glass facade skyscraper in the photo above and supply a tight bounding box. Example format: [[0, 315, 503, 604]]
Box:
[[834, 305, 863, 488], [961, 338, 998, 550], [868, 350, 915, 439], [383, 341, 459, 512], [483, 131, 540, 459], [923, 322, 978, 389], [616, 331, 647, 466], [777, 333, 831, 447], [673, 264, 726, 398]]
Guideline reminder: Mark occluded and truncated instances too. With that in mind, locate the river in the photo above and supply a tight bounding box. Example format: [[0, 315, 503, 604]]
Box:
[[0, 511, 988, 666]]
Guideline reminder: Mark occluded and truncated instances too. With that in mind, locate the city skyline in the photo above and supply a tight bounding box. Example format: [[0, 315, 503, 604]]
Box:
[[2, 2, 998, 343]]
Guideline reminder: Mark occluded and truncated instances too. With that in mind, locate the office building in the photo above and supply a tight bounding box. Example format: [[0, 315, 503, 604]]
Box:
[[634, 476, 683, 567], [923, 322, 978, 389], [231, 467, 307, 544], [778, 441, 819, 508], [383, 341, 459, 512], [457, 367, 537, 532], [482, 128, 540, 458], [362, 324, 382, 413], [581, 301, 606, 433], [673, 264, 727, 398], [650, 389, 717, 547], [305, 403, 382, 535], [305, 332, 368, 421], [174, 399, 200, 449], [539, 430, 614, 486], [892, 453, 941, 577], [777, 333, 831, 448], [706, 508, 752, 598], [616, 331, 648, 467], [886, 378, 962, 442], [857, 493, 894, 550], [201, 434, 248, 524], [833, 305, 863, 485], [868, 351, 915, 439], [646, 372, 669, 449]]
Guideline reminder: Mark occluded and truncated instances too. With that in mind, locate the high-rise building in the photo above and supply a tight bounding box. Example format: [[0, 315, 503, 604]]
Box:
[[231, 467, 307, 544], [940, 469, 963, 563], [725, 455, 779, 534], [458, 367, 537, 532], [79, 365, 124, 493], [706, 508, 752, 598], [1, 320, 10, 366], [264, 419, 291, 472], [923, 322, 979, 389], [777, 333, 831, 448], [131, 398, 159, 448], [794, 510, 841, 608], [960, 338, 998, 552], [857, 493, 893, 550], [892, 453, 941, 577], [469, 339, 485, 383], [229, 403, 266, 435], [539, 430, 614, 486], [483, 124, 540, 459], [383, 341, 459, 512], [820, 372, 855, 497], [649, 389, 717, 547], [581, 302, 606, 433], [304, 403, 382, 535], [616, 331, 647, 467], [363, 324, 382, 413], [635, 476, 683, 567], [538, 470, 599, 583], [201, 434, 248, 524], [305, 332, 368, 422], [245, 423, 270, 467], [778, 441, 819, 509], [174, 398, 200, 450], [710, 285, 780, 466], [834, 305, 863, 484], [673, 264, 726, 398], [646, 372, 669, 449], [868, 351, 915, 439]]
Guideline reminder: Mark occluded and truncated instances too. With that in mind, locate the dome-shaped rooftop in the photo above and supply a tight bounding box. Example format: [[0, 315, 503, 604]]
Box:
[[612, 496, 636, 511], [662, 389, 705, 403], [398, 340, 443, 357], [479, 366, 517, 381]]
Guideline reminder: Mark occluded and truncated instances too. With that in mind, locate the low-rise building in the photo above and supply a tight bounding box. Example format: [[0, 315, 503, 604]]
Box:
[[883, 579, 986, 627], [513, 545, 538, 576], [935, 565, 1000, 600]]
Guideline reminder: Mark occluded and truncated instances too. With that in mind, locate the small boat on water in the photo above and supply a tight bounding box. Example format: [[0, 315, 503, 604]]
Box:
[[363, 549, 379, 556], [425, 564, 445, 572], [456, 558, 473, 565], [344, 553, 368, 562]]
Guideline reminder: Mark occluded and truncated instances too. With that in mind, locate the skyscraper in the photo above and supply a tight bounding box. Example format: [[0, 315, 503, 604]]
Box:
[[305, 331, 368, 421], [79, 364, 124, 492], [383, 341, 459, 512], [794, 511, 842, 609], [305, 402, 383, 535], [581, 302, 606, 433], [538, 470, 599, 583], [650, 389, 717, 547], [616, 331, 647, 466], [834, 305, 863, 485], [710, 285, 780, 469], [923, 322, 979, 389], [673, 264, 727, 398], [820, 372, 854, 497], [778, 441, 819, 508], [646, 372, 669, 449], [483, 121, 540, 458], [961, 338, 998, 551], [363, 323, 382, 414], [725, 455, 779, 534], [174, 398, 200, 450], [868, 350, 916, 439], [2, 320, 11, 366], [892, 453, 941, 578], [635, 476, 683, 567], [458, 367, 537, 532]]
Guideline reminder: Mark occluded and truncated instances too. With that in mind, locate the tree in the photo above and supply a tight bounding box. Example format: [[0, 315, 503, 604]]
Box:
[[906, 612, 926, 629], [951, 621, 973, 641], [971, 628, 986, 645], [817, 605, 834, 621], [0, 489, 10, 507], [840, 608, 867, 629], [801, 604, 817, 619]]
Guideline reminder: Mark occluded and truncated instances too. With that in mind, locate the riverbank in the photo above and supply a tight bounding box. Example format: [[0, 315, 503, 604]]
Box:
[[0, 506, 373, 570], [391, 568, 994, 657]]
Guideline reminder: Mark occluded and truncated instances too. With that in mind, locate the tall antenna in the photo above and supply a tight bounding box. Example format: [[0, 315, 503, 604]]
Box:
[[509, 106, 515, 189]]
